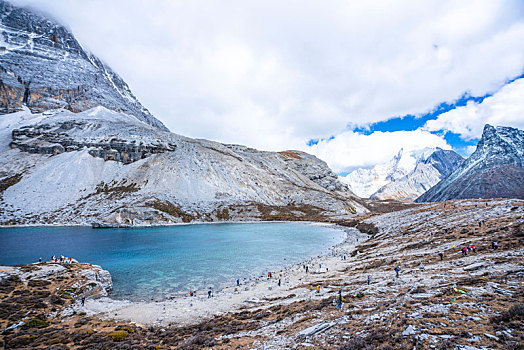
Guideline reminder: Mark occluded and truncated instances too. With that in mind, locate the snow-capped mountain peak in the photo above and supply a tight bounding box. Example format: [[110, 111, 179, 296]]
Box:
[[342, 147, 463, 201]]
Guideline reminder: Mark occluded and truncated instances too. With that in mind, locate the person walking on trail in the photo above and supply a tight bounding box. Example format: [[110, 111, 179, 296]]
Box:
[[395, 266, 401, 278], [278, 279, 281, 287], [237, 279, 240, 286], [316, 285, 321, 293], [208, 290, 212, 298], [337, 296, 342, 310], [438, 252, 444, 261], [492, 241, 498, 249], [306, 266, 309, 273], [461, 247, 467, 257], [367, 275, 371, 285], [81, 296, 85, 307], [38, 257, 42, 263], [471, 245, 476, 253]]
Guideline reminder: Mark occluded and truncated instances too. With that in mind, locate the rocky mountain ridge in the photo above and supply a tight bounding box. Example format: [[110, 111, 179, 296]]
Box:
[[9, 111, 176, 163], [417, 124, 524, 202], [0, 107, 365, 226]]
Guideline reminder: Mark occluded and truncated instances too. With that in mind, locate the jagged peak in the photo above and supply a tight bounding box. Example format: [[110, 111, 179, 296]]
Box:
[[416, 124, 524, 202], [475, 124, 523, 156], [481, 124, 520, 140]]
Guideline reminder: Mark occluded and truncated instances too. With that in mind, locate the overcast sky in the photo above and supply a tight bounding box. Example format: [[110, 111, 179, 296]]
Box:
[[12, 0, 524, 173]]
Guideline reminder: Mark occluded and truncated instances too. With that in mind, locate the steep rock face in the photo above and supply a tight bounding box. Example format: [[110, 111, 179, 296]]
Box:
[[424, 148, 464, 177], [0, 108, 365, 225], [276, 150, 350, 193], [9, 113, 176, 163], [0, 0, 168, 131], [371, 148, 464, 201], [341, 148, 463, 201], [416, 125, 524, 202]]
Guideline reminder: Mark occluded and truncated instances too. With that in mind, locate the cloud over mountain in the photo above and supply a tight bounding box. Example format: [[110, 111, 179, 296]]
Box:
[[10, 0, 524, 154]]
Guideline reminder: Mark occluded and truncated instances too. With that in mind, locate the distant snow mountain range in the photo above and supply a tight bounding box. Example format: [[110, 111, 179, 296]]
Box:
[[0, 1, 365, 226], [341, 147, 464, 201], [343, 122, 524, 203]]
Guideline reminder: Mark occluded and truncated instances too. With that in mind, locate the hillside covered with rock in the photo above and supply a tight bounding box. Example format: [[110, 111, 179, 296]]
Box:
[[0, 107, 365, 226], [417, 124, 524, 202], [0, 1, 365, 226]]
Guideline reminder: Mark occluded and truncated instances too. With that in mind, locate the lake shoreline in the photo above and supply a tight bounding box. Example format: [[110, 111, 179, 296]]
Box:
[[0, 220, 365, 326], [110, 222, 361, 302], [82, 224, 368, 326], [0, 218, 348, 229]]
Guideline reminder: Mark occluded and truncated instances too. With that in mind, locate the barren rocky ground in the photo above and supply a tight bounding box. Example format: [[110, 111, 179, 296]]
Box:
[[1, 199, 523, 349]]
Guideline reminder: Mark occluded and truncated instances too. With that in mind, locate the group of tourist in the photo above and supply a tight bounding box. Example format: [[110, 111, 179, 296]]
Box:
[[461, 244, 477, 256], [184, 228, 505, 305], [46, 255, 74, 264]]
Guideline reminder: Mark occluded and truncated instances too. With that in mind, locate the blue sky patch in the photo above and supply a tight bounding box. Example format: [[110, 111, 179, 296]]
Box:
[[350, 93, 489, 136], [346, 72, 524, 152]]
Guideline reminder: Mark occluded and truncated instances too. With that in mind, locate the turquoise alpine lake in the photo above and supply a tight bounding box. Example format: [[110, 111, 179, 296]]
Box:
[[0, 222, 346, 300]]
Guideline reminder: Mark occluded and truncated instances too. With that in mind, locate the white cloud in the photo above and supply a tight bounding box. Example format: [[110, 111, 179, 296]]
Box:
[[424, 78, 524, 139], [8, 0, 524, 178], [306, 130, 451, 173], [10, 0, 524, 151], [465, 145, 478, 155]]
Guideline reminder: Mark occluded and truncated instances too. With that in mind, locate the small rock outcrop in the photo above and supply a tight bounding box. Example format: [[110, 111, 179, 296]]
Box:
[[10, 121, 176, 164]]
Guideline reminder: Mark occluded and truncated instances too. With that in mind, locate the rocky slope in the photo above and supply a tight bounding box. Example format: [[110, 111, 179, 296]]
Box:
[[0, 0, 167, 131], [0, 107, 365, 226], [342, 148, 463, 201], [417, 124, 524, 202]]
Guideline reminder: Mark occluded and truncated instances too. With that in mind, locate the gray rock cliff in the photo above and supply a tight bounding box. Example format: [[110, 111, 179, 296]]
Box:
[[0, 0, 168, 131], [416, 124, 524, 202]]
